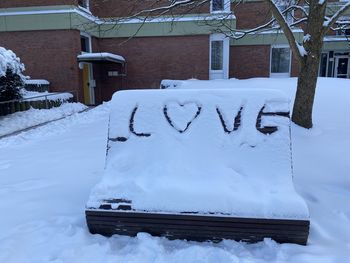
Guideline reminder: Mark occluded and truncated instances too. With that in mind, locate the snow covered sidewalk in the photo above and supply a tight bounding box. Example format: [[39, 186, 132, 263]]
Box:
[[0, 102, 87, 137], [0, 78, 349, 262]]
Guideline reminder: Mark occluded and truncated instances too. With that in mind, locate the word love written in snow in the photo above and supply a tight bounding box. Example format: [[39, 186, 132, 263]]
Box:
[[110, 104, 290, 142]]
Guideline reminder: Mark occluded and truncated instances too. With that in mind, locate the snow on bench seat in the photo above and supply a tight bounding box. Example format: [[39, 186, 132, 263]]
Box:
[[86, 88, 310, 244]]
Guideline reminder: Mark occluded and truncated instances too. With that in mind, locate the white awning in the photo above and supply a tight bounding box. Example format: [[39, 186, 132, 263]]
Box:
[[77, 52, 125, 64]]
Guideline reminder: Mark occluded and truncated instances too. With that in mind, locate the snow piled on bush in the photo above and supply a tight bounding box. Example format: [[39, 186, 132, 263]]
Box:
[[0, 47, 25, 78]]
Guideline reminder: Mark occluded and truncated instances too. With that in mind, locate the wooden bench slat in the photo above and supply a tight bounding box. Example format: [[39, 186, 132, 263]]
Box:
[[88, 225, 308, 245], [86, 216, 309, 231], [87, 221, 309, 238], [86, 210, 309, 225], [86, 210, 309, 245]]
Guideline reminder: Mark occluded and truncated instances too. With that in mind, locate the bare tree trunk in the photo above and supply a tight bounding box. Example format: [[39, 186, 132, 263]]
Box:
[[292, 55, 320, 129], [291, 0, 326, 129]]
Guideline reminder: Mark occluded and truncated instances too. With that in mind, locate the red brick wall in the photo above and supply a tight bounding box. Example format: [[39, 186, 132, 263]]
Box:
[[0, 0, 77, 8], [0, 31, 209, 103], [230, 45, 301, 78], [0, 30, 83, 100], [230, 45, 270, 79], [90, 0, 209, 18], [93, 63, 124, 104], [232, 1, 271, 29], [95, 35, 209, 91]]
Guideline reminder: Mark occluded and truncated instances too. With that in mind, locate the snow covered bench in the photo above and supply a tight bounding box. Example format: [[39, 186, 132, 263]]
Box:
[[86, 89, 310, 245]]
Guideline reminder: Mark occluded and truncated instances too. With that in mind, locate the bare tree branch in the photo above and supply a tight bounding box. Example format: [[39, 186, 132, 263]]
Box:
[[323, 2, 350, 32], [111, 0, 209, 22], [265, 0, 303, 62], [94, 0, 347, 58]]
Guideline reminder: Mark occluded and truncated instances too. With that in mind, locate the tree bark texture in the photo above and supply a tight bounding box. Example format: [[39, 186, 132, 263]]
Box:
[[291, 0, 326, 128]]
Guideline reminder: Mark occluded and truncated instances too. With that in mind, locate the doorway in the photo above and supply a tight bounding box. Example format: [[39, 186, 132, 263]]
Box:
[[209, 34, 229, 80], [82, 63, 95, 105], [335, 56, 350, 78]]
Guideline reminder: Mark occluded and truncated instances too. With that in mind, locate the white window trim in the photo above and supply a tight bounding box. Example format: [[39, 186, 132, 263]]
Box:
[[270, 44, 292, 78], [209, 33, 230, 80], [80, 32, 92, 54], [78, 0, 91, 13], [210, 0, 231, 14]]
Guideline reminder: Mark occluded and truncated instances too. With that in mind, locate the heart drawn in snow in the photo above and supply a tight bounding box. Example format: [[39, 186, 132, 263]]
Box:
[[163, 101, 202, 133]]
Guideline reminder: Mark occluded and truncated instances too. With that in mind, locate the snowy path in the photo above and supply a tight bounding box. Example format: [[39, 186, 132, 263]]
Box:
[[0, 78, 350, 262], [0, 105, 109, 263], [0, 103, 87, 138]]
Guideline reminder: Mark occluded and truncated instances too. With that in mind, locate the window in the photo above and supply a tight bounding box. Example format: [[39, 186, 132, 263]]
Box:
[[273, 0, 294, 26], [78, 0, 89, 10], [335, 16, 350, 35], [212, 0, 224, 12], [81, 34, 91, 53], [327, 51, 334, 77], [319, 53, 328, 77], [271, 46, 291, 76], [211, 41, 224, 70], [336, 28, 350, 36], [210, 34, 229, 79], [211, 0, 230, 13]]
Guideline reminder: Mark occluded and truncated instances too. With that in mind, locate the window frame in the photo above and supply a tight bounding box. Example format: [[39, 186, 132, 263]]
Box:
[[210, 0, 231, 13], [334, 53, 350, 78], [209, 33, 230, 80], [336, 27, 350, 36], [80, 32, 92, 54], [272, 1, 294, 27], [78, 0, 90, 12], [318, 52, 329, 77], [270, 45, 292, 78], [211, 40, 224, 71]]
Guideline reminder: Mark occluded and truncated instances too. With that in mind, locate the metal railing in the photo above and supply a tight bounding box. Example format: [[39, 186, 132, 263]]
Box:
[[0, 90, 78, 117]]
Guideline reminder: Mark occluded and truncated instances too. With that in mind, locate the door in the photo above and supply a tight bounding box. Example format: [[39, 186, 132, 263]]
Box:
[[82, 63, 95, 105], [209, 34, 229, 80], [335, 56, 349, 78]]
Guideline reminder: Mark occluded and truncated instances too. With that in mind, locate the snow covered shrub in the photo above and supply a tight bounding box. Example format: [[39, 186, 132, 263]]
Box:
[[0, 47, 25, 102]]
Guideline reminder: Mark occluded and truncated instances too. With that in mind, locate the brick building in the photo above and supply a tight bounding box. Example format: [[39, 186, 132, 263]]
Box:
[[0, 0, 349, 105]]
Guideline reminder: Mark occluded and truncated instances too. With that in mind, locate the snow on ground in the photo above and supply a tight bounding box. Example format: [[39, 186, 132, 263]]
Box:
[[0, 102, 87, 137], [0, 78, 350, 262]]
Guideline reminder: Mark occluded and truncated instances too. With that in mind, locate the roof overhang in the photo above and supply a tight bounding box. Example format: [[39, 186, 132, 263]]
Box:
[[77, 52, 126, 64]]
